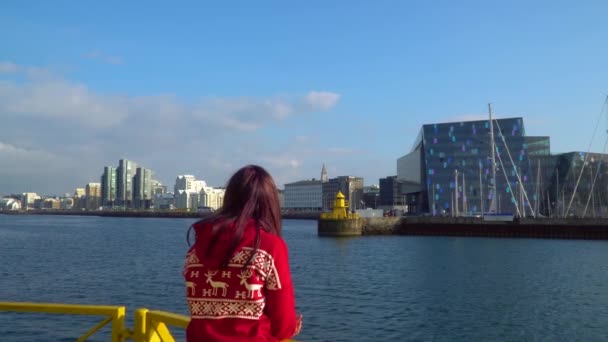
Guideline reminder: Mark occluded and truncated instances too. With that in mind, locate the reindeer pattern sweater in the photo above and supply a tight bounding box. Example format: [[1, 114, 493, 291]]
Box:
[[184, 220, 298, 342]]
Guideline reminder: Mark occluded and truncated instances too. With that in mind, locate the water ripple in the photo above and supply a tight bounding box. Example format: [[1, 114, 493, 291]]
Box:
[[1, 216, 608, 341]]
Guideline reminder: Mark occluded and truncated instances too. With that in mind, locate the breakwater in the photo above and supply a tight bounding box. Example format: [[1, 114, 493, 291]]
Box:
[[362, 216, 608, 239], [5, 210, 608, 239]]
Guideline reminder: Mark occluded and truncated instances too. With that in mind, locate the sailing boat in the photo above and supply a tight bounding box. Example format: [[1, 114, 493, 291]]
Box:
[[483, 104, 529, 222]]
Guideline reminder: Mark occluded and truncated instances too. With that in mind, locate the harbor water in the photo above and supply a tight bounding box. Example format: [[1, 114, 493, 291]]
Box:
[[1, 215, 608, 341]]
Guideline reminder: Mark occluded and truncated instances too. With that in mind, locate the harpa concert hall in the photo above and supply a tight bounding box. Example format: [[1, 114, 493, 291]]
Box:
[[394, 117, 608, 217]]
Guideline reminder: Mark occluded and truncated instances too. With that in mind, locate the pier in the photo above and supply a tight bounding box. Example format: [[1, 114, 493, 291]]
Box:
[[361, 216, 608, 239]]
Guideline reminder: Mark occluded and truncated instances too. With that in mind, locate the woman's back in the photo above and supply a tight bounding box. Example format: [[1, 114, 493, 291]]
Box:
[[184, 219, 297, 342]]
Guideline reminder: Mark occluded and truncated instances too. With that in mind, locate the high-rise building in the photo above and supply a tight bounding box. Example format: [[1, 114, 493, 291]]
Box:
[[101, 166, 116, 207], [133, 167, 153, 209], [73, 188, 86, 209], [174, 175, 197, 194], [116, 159, 138, 208], [85, 183, 102, 210]]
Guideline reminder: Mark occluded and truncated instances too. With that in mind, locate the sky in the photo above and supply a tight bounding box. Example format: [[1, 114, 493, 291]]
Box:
[[2, 1, 608, 195]]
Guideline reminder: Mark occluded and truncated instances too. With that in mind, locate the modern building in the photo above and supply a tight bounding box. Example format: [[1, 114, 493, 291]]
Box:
[[362, 185, 380, 209], [378, 176, 424, 213], [277, 189, 284, 208], [73, 188, 86, 209], [41, 198, 61, 209], [116, 159, 138, 208], [322, 176, 364, 211], [283, 180, 322, 211], [101, 166, 116, 207], [133, 167, 153, 209], [151, 180, 167, 195], [173, 175, 200, 194], [200, 186, 225, 210], [0, 198, 21, 210], [379, 176, 406, 207], [541, 152, 608, 217], [175, 189, 201, 211], [21, 192, 40, 210], [397, 117, 569, 216], [60, 197, 74, 210], [154, 193, 174, 210], [85, 183, 102, 210]]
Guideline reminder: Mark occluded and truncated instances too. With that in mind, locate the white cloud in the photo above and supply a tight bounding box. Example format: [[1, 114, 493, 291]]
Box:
[[262, 155, 302, 169], [304, 91, 340, 111], [0, 62, 19, 73], [0, 61, 342, 194], [0, 79, 129, 128], [0, 141, 72, 175]]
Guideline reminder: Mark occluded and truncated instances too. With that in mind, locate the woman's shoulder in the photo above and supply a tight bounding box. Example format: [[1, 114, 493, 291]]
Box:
[[257, 227, 288, 252]]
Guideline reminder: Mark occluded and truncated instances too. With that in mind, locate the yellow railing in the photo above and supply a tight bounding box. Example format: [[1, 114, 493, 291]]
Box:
[[1, 301, 297, 341], [135, 308, 189, 342], [0, 301, 187, 342]]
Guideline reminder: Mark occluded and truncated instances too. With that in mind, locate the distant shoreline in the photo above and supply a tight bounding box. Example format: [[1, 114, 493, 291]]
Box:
[[0, 209, 321, 220]]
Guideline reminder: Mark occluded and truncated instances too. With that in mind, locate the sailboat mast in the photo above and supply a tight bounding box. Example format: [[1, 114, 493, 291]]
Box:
[[536, 159, 541, 216], [489, 103, 497, 213], [556, 168, 559, 217], [463, 173, 467, 215], [454, 169, 459, 217], [479, 163, 484, 217]]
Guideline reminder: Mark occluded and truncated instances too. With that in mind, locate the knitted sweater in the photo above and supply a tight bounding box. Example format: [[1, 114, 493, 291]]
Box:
[[184, 219, 298, 342]]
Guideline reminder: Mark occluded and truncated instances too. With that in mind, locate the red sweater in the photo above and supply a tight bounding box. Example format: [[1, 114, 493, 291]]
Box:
[[184, 219, 298, 342]]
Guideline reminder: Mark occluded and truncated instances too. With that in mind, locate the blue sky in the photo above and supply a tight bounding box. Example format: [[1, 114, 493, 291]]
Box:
[[1, 1, 608, 195]]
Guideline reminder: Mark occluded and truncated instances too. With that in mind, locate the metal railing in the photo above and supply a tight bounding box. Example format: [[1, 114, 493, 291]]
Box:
[[0, 301, 188, 342], [1, 301, 297, 341]]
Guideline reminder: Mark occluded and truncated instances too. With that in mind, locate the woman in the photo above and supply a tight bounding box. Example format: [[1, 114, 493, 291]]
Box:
[[184, 165, 302, 342]]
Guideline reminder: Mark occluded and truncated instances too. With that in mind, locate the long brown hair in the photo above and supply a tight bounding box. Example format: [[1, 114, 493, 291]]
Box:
[[191, 165, 282, 266]]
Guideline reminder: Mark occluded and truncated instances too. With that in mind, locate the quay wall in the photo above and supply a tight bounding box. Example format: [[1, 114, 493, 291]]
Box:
[[360, 217, 608, 239], [361, 217, 401, 235], [318, 219, 363, 236]]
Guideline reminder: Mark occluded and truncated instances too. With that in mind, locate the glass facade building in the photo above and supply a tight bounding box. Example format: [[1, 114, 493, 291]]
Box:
[[133, 167, 153, 209], [100, 166, 116, 207], [116, 159, 138, 208], [543, 152, 608, 217], [403, 117, 551, 216]]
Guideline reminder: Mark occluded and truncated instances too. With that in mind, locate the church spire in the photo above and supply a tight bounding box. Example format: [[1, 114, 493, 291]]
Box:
[[321, 163, 328, 182]]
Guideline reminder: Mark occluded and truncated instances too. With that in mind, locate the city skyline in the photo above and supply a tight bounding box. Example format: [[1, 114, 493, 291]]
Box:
[[2, 2, 608, 194]]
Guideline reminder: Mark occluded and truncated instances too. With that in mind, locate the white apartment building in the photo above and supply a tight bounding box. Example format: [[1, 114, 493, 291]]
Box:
[[22, 192, 40, 209], [174, 175, 207, 193], [200, 187, 225, 210], [283, 180, 322, 210], [175, 190, 201, 210]]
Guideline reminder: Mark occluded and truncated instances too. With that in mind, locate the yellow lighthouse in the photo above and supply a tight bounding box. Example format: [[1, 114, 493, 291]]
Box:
[[320, 191, 359, 220]]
